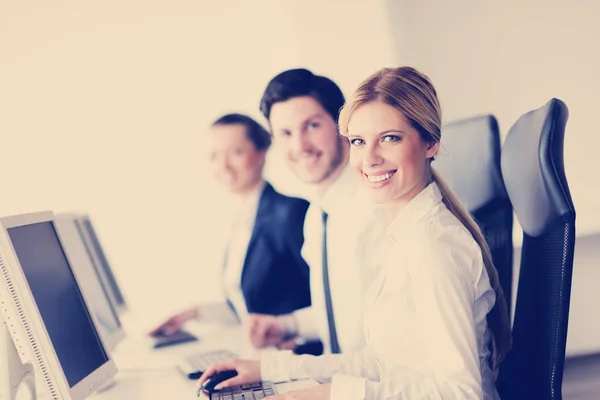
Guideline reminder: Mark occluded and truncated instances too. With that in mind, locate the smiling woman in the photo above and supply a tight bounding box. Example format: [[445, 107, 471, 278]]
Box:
[[338, 66, 511, 372], [209, 113, 270, 195], [344, 102, 438, 208]]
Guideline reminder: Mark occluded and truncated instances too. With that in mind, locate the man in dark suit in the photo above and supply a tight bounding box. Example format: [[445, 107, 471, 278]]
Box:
[[150, 114, 311, 334]]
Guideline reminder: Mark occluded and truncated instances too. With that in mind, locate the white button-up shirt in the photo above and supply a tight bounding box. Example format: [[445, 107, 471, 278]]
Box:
[[291, 164, 384, 354], [263, 182, 500, 400], [202, 180, 265, 323]]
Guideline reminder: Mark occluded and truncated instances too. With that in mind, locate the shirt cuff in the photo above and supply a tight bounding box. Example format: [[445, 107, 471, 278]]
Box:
[[331, 374, 366, 400], [260, 350, 294, 383], [292, 307, 322, 341]]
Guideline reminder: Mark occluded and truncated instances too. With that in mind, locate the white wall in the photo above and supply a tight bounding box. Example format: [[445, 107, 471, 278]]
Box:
[[0, 0, 397, 324], [386, 0, 600, 241], [385, 0, 600, 356]]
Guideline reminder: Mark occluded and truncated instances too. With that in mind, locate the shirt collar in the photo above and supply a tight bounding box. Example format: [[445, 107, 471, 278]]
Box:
[[313, 163, 358, 215], [386, 182, 444, 242], [231, 179, 266, 224]]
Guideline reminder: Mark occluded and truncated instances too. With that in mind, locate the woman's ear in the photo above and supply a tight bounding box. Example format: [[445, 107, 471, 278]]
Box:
[[425, 141, 440, 159], [257, 150, 267, 167]]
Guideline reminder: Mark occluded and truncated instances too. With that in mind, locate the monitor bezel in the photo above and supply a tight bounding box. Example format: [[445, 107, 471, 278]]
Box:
[[75, 215, 127, 314], [0, 211, 118, 400], [54, 212, 126, 352]]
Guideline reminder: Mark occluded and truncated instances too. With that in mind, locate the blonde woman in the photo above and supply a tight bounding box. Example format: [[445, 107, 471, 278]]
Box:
[[198, 67, 511, 399]]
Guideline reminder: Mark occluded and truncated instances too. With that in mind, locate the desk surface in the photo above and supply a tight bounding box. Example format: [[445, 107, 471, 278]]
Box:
[[27, 312, 315, 399], [87, 313, 302, 399]]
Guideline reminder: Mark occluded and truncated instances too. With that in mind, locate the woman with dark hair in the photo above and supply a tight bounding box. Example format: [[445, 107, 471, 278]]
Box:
[[150, 113, 312, 334]]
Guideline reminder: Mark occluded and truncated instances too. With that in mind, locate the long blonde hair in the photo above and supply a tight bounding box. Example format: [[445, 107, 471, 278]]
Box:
[[339, 66, 511, 373]]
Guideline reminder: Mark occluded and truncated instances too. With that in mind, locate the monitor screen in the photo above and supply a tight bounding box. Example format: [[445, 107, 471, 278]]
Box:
[[80, 218, 125, 308], [7, 222, 109, 388]]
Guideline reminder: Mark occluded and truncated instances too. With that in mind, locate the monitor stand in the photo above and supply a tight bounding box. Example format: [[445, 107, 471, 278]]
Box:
[[0, 316, 36, 400]]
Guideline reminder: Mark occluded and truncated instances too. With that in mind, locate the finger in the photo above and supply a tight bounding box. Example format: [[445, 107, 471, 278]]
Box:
[[162, 325, 178, 335], [247, 315, 260, 336], [245, 319, 256, 339], [148, 322, 169, 336], [277, 339, 297, 350], [214, 375, 252, 390], [157, 325, 180, 337], [196, 359, 237, 386], [197, 366, 217, 387], [264, 323, 283, 347], [170, 321, 183, 332], [247, 314, 259, 325], [197, 361, 233, 385], [253, 320, 272, 348], [249, 321, 262, 348]]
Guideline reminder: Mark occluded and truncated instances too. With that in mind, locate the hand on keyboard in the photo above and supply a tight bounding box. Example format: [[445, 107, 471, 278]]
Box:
[[197, 358, 261, 391], [182, 350, 237, 380]]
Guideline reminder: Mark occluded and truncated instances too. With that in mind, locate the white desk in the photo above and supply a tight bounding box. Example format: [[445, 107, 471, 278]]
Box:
[[88, 313, 244, 399], [87, 313, 315, 399]]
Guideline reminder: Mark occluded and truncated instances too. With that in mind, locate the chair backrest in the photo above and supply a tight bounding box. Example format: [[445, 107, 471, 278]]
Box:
[[498, 98, 576, 399], [433, 115, 514, 314]]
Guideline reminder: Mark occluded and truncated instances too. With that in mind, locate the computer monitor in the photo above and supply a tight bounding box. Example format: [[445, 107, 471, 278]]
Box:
[[74, 215, 127, 314], [0, 211, 117, 399], [54, 213, 126, 352]]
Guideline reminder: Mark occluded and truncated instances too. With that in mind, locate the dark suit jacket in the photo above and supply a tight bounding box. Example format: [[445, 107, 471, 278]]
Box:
[[233, 182, 311, 317]]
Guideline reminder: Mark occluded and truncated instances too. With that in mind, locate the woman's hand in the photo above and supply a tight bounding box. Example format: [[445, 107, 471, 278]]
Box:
[[197, 359, 261, 391], [148, 307, 198, 336], [267, 383, 331, 400]]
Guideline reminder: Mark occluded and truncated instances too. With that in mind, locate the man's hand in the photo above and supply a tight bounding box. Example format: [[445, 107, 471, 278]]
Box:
[[246, 313, 291, 348], [277, 338, 299, 351]]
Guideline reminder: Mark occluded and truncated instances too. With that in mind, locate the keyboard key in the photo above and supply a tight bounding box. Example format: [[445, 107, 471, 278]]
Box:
[[211, 382, 276, 400]]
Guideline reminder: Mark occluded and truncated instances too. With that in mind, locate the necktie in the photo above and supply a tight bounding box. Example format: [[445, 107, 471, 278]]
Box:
[[322, 211, 341, 353]]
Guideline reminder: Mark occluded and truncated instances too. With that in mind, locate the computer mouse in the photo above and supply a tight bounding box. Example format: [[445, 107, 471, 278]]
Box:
[[151, 327, 174, 338], [152, 329, 199, 350], [201, 370, 239, 393]]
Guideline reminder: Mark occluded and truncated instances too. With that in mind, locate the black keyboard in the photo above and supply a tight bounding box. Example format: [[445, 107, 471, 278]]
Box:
[[210, 382, 277, 399]]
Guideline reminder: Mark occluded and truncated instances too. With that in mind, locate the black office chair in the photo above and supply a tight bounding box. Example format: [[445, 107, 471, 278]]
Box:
[[497, 98, 576, 399], [433, 115, 514, 315]]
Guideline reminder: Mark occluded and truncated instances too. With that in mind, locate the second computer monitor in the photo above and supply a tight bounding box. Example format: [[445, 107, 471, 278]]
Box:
[[75, 215, 127, 313], [54, 213, 125, 352]]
